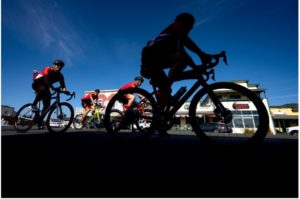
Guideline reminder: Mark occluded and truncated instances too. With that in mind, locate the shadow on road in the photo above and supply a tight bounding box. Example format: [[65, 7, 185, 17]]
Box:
[[1, 131, 298, 197]]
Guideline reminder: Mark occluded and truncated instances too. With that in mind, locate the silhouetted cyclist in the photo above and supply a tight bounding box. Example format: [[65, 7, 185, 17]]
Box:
[[141, 13, 212, 108]]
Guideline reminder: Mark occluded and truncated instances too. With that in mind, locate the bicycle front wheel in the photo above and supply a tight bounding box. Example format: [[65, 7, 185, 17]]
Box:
[[46, 102, 74, 133], [14, 103, 36, 132], [189, 82, 269, 147]]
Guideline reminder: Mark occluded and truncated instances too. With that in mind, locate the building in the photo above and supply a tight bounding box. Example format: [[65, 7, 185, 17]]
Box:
[[270, 104, 298, 133], [173, 80, 276, 134], [1, 105, 16, 125]]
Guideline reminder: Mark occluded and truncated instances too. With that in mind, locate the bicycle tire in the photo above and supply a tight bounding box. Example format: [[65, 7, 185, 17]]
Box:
[[73, 114, 84, 130], [189, 82, 269, 147], [46, 102, 74, 133], [14, 103, 36, 132], [104, 88, 157, 135]]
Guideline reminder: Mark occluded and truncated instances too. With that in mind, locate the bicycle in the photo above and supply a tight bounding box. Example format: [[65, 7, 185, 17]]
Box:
[[14, 87, 75, 133], [104, 51, 269, 146], [73, 103, 108, 129], [113, 97, 153, 133], [73, 103, 101, 129]]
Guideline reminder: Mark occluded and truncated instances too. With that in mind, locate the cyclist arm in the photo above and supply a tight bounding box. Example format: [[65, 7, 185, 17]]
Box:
[[58, 74, 67, 91], [182, 36, 212, 66], [89, 96, 96, 107]]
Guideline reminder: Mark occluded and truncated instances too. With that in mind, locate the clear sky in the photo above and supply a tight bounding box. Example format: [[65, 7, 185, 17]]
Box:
[[2, 0, 298, 110]]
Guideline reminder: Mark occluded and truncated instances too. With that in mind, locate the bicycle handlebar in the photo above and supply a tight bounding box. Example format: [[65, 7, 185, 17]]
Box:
[[51, 87, 75, 101], [194, 51, 228, 81], [65, 92, 75, 101], [202, 51, 228, 69]]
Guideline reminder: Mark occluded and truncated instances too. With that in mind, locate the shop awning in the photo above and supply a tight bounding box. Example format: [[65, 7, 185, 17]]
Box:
[[272, 115, 298, 120]]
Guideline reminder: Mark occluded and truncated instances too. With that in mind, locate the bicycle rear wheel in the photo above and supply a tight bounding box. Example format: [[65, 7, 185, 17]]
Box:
[[14, 103, 37, 132], [189, 82, 269, 147], [104, 88, 157, 136], [46, 102, 74, 133]]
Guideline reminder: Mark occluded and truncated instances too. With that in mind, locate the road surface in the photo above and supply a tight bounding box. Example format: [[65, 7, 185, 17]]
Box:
[[1, 126, 298, 197]]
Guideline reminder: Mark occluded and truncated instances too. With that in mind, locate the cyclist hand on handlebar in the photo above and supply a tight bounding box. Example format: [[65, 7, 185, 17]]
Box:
[[199, 52, 213, 66]]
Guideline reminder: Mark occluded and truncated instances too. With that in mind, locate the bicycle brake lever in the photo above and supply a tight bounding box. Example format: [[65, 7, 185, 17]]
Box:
[[223, 56, 228, 65], [212, 70, 216, 81], [221, 51, 228, 65]]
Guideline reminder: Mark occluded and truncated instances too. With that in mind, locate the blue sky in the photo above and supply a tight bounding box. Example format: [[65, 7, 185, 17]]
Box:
[[2, 0, 298, 110]]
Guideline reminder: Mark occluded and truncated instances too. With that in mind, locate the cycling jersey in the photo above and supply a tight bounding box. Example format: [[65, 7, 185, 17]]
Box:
[[81, 93, 98, 102], [40, 66, 66, 88], [120, 81, 139, 90], [81, 93, 98, 108], [145, 21, 187, 54]]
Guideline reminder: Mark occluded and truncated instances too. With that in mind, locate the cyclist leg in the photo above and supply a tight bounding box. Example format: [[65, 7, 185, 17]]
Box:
[[125, 94, 135, 109], [168, 50, 193, 84], [38, 88, 51, 128], [32, 78, 47, 108], [152, 71, 172, 109], [141, 47, 173, 109], [81, 102, 91, 123]]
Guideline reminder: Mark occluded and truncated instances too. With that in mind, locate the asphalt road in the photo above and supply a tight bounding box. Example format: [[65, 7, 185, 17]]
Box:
[[1, 126, 298, 197]]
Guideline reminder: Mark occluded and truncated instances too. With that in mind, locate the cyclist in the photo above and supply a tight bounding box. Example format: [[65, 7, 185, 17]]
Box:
[[80, 89, 101, 124], [119, 76, 144, 110], [31, 59, 69, 129], [140, 12, 212, 108]]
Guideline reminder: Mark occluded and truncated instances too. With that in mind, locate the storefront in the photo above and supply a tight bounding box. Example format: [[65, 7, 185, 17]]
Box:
[[170, 80, 276, 134], [270, 104, 298, 133]]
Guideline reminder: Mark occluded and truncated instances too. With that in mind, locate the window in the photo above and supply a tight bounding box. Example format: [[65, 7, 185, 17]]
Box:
[[232, 110, 241, 115], [242, 111, 252, 115], [233, 117, 244, 128], [244, 117, 254, 128], [253, 116, 259, 127]]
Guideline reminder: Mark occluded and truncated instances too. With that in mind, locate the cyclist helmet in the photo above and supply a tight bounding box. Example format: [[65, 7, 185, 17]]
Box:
[[95, 89, 100, 94], [175, 12, 195, 24], [53, 59, 65, 67], [135, 76, 144, 83]]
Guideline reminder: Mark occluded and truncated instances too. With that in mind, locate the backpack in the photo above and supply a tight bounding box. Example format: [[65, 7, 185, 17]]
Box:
[[33, 70, 43, 80]]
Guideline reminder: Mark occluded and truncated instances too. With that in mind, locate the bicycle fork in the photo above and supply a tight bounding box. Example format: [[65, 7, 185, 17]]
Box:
[[200, 79, 233, 124]]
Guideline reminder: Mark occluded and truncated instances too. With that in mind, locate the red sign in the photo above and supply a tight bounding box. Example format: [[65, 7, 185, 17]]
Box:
[[233, 103, 249, 110]]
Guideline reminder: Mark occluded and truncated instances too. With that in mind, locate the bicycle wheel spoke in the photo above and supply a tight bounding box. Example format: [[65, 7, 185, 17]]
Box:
[[47, 102, 74, 133], [14, 103, 36, 132]]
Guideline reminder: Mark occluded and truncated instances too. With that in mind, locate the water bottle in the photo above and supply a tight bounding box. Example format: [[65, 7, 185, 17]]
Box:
[[172, 86, 187, 102]]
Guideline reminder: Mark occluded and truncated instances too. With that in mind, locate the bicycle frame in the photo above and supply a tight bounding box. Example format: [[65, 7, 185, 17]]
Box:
[[152, 52, 229, 122], [85, 107, 103, 124], [35, 88, 74, 123], [36, 91, 63, 123], [153, 73, 225, 122]]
